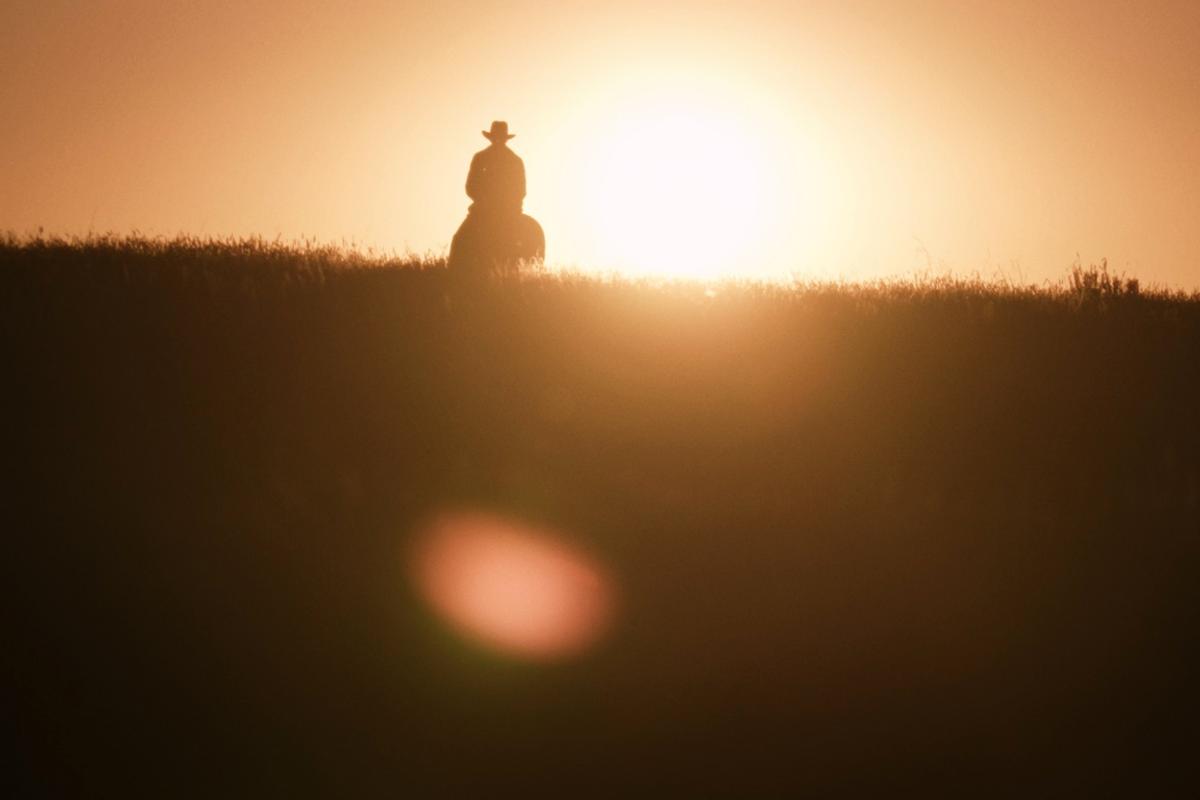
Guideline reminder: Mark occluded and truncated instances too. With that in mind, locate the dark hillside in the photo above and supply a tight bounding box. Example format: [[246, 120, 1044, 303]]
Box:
[[5, 237, 1199, 794]]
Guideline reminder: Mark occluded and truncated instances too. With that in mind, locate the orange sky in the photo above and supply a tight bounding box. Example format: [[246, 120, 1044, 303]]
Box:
[[2, 1, 1198, 285]]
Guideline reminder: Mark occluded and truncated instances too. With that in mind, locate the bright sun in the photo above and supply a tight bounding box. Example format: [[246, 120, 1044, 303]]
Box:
[[578, 101, 778, 279], [544, 74, 825, 280], [539, 71, 836, 280]]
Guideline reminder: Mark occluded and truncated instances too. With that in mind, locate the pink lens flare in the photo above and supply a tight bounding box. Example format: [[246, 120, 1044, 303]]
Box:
[[411, 511, 615, 661]]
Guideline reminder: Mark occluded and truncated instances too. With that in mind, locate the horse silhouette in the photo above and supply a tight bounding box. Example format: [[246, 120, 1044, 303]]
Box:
[[449, 210, 544, 276]]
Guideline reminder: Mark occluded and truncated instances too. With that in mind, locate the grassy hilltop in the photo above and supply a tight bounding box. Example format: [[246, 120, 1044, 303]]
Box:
[[6, 236, 1200, 794]]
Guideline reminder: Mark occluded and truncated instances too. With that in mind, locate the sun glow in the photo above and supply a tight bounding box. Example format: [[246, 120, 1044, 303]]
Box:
[[582, 108, 769, 278], [544, 74, 833, 280]]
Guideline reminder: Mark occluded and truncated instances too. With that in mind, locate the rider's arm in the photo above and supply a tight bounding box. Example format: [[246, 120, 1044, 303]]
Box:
[[465, 153, 482, 201]]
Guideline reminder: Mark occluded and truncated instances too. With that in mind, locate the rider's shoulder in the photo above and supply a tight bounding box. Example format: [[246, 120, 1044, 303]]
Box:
[[474, 144, 522, 164]]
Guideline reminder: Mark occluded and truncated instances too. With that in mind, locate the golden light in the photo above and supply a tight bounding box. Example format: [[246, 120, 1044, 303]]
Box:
[[545, 73, 835, 280], [582, 109, 766, 277], [410, 511, 615, 661]]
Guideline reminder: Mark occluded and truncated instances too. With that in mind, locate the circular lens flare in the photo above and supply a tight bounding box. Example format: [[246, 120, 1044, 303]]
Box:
[[411, 512, 614, 661]]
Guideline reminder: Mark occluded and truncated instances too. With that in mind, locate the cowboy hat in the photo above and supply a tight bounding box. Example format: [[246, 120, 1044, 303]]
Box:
[[482, 120, 516, 142]]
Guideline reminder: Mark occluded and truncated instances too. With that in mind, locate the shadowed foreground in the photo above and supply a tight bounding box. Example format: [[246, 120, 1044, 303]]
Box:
[[5, 237, 1199, 794]]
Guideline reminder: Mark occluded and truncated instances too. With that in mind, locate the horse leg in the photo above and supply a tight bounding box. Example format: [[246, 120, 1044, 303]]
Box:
[[448, 214, 483, 275], [518, 214, 545, 264]]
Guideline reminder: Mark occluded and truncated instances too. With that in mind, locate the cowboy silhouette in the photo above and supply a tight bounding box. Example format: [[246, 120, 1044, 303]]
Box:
[[448, 121, 544, 275], [467, 121, 526, 214]]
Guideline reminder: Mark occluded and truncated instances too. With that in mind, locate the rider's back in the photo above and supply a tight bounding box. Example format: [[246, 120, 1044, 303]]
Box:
[[466, 144, 526, 214]]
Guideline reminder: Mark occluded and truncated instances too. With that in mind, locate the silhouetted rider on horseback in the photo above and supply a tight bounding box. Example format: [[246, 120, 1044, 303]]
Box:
[[467, 121, 526, 214], [449, 121, 544, 275]]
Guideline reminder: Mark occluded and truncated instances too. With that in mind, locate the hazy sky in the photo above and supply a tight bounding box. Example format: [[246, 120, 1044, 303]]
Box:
[[3, 1, 1198, 284]]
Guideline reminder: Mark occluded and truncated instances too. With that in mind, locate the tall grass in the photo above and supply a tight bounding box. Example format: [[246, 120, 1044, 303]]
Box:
[[6, 235, 1199, 794]]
